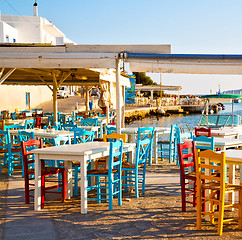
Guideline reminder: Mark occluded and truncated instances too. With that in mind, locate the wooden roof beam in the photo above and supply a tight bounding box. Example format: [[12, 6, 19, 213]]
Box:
[[0, 68, 16, 85]]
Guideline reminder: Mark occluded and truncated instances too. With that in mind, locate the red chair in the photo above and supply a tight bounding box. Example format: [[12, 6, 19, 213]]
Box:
[[35, 117, 42, 128], [177, 141, 197, 212], [195, 127, 211, 137], [21, 139, 65, 208]]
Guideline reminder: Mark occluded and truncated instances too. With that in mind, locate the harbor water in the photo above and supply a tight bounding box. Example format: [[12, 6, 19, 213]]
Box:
[[127, 103, 242, 130]]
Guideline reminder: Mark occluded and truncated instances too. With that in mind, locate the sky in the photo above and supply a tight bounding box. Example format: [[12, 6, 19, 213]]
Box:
[[1, 0, 242, 94]]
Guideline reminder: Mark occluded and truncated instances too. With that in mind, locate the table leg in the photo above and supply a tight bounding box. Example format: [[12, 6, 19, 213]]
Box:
[[64, 161, 73, 199], [34, 154, 42, 211], [154, 132, 157, 164], [80, 156, 87, 214], [99, 122, 103, 138], [239, 166, 242, 229]]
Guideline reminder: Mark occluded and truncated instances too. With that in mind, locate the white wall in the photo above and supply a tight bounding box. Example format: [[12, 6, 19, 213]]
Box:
[[0, 21, 18, 43], [0, 85, 52, 112]]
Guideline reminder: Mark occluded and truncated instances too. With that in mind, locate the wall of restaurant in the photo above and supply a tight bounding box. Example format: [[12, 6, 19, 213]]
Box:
[[0, 85, 52, 112]]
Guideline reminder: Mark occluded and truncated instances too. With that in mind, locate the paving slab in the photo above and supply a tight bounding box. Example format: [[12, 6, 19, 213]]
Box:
[[4, 173, 57, 240]]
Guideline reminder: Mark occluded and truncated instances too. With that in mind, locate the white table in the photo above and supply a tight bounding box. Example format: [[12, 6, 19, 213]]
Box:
[[32, 142, 135, 214], [9, 128, 74, 139], [199, 137, 242, 150], [121, 127, 170, 163], [211, 127, 242, 139]]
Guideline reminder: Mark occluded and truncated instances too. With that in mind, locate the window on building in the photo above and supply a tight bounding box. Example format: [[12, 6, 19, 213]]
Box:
[[5, 35, 9, 43], [13, 38, 16, 43]]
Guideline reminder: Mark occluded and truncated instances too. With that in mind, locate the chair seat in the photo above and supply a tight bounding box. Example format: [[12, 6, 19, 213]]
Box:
[[184, 171, 196, 179], [201, 182, 242, 191], [157, 140, 170, 144], [0, 148, 21, 153], [27, 167, 64, 175], [122, 162, 136, 169], [87, 168, 117, 175]]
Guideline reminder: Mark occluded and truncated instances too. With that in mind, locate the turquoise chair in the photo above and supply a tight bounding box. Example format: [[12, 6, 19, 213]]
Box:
[[47, 116, 54, 127], [192, 135, 215, 151], [25, 119, 35, 129], [11, 112, 17, 120], [122, 138, 151, 198], [18, 130, 35, 176], [58, 115, 66, 125], [61, 123, 77, 131], [73, 128, 95, 144], [138, 127, 155, 166], [72, 128, 94, 196], [87, 140, 123, 210], [157, 124, 178, 163], [0, 130, 22, 176], [80, 118, 98, 127], [5, 124, 25, 145], [105, 125, 117, 135]]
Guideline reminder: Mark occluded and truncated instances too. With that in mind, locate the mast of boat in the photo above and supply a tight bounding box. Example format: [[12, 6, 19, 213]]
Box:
[[160, 73, 162, 107]]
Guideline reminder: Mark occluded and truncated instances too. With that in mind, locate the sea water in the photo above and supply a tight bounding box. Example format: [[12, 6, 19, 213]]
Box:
[[127, 103, 242, 129]]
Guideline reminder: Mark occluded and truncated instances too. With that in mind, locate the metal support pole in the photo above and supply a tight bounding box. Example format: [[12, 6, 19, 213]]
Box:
[[85, 86, 89, 111], [52, 73, 58, 124], [116, 58, 121, 133], [122, 86, 125, 128]]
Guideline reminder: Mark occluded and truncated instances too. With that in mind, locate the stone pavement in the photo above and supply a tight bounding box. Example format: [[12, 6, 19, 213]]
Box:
[[3, 173, 57, 240], [2, 170, 180, 240]]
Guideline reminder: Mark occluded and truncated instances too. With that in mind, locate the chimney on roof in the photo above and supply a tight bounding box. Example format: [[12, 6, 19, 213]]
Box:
[[33, 1, 38, 16]]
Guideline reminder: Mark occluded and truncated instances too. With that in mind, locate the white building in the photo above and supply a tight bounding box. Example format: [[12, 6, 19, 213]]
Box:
[[0, 3, 73, 45], [0, 3, 76, 112]]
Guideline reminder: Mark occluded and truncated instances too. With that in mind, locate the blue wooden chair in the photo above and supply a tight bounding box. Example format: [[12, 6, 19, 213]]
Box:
[[58, 114, 66, 125], [73, 128, 95, 144], [138, 127, 155, 166], [122, 138, 151, 198], [72, 128, 94, 196], [87, 140, 123, 210], [5, 124, 25, 145], [0, 130, 23, 176], [157, 124, 178, 163], [61, 123, 77, 131], [25, 119, 35, 129], [80, 118, 98, 127], [105, 125, 117, 135], [18, 130, 35, 176], [11, 112, 17, 120], [192, 135, 215, 151], [47, 116, 54, 127]]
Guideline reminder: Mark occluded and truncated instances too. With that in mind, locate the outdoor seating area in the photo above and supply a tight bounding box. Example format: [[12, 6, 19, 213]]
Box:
[[0, 111, 242, 238]]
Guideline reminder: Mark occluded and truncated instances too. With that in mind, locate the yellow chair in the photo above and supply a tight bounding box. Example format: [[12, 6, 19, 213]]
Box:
[[95, 133, 126, 169], [103, 133, 126, 143], [196, 149, 242, 236]]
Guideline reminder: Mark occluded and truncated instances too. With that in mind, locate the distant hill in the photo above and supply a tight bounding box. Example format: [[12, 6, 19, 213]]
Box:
[[223, 89, 242, 95]]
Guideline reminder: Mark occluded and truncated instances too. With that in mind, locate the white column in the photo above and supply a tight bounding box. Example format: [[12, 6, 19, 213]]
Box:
[[52, 73, 58, 123], [151, 90, 154, 101], [116, 59, 121, 133]]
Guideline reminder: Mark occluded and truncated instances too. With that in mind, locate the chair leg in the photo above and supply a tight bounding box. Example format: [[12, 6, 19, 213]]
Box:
[[217, 192, 225, 236], [109, 177, 113, 210], [61, 169, 65, 202], [97, 176, 101, 203], [41, 175, 45, 209], [196, 185, 202, 230], [238, 188, 242, 230], [181, 178, 186, 212], [118, 171, 122, 206], [25, 174, 30, 204], [135, 169, 139, 198], [193, 180, 197, 207], [73, 165, 79, 197]]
